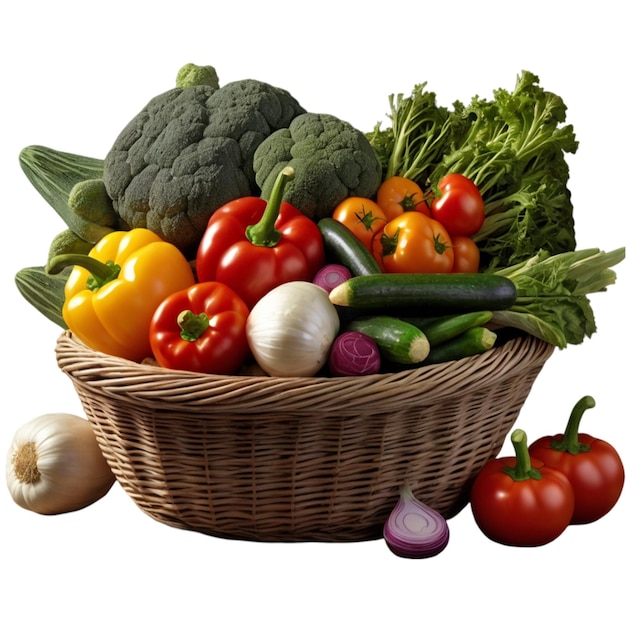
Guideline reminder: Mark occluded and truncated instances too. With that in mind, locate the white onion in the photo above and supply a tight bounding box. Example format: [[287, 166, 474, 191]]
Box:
[[246, 281, 340, 377], [6, 413, 116, 515]]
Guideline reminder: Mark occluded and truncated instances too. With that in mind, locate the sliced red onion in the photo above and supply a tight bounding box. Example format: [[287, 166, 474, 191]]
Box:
[[313, 264, 352, 293], [328, 331, 381, 376], [384, 485, 450, 558]]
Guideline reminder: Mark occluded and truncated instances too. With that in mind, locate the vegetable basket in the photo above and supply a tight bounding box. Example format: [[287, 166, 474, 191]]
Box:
[[55, 330, 553, 542]]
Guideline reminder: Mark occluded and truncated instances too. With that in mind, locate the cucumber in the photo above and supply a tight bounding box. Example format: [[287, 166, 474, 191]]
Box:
[[19, 145, 114, 244], [317, 217, 381, 276], [329, 273, 517, 315], [402, 310, 494, 347], [347, 316, 430, 365], [15, 265, 69, 329], [420, 327, 497, 365]]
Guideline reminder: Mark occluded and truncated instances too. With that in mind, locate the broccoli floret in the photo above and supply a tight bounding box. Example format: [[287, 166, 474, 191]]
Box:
[[176, 63, 219, 89], [253, 113, 382, 220], [68, 178, 118, 227], [103, 67, 305, 255], [48, 229, 93, 263]]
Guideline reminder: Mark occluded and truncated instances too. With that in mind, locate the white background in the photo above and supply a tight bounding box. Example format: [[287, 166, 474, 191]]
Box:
[[2, 2, 624, 624]]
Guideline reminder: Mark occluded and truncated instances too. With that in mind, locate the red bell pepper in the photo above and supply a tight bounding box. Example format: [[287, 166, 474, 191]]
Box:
[[528, 396, 625, 524], [470, 429, 575, 547], [149, 281, 250, 375], [195, 167, 325, 308]]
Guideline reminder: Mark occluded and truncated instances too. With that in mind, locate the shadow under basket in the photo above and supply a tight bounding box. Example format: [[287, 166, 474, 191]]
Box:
[[56, 331, 554, 542]]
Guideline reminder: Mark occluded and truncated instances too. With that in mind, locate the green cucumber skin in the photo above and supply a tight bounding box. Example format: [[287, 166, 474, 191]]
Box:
[[403, 310, 494, 347], [15, 266, 69, 329], [420, 327, 497, 365], [339, 273, 517, 314], [317, 218, 381, 277], [347, 316, 429, 364]]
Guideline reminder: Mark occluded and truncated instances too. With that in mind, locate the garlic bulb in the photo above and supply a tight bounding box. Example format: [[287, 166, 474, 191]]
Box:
[[6, 413, 116, 515], [246, 281, 340, 377]]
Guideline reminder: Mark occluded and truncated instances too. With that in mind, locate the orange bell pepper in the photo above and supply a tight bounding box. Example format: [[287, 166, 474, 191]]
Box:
[[48, 228, 195, 361]]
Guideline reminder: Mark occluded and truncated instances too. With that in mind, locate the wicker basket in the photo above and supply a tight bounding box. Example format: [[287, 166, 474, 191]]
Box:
[[56, 330, 553, 542]]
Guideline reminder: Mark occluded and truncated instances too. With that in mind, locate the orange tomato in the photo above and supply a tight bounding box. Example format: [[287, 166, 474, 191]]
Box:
[[376, 176, 430, 220], [371, 212, 454, 274], [332, 197, 388, 248], [450, 236, 481, 273]]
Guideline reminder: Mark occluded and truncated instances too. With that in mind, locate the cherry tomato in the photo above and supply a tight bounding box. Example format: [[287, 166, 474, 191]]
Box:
[[376, 176, 430, 220], [332, 197, 388, 248], [450, 236, 480, 273], [470, 429, 575, 547], [371, 211, 454, 274], [528, 396, 625, 525], [430, 173, 485, 237]]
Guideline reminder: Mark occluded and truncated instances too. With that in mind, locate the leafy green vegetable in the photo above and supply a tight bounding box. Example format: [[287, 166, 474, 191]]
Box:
[[367, 71, 579, 269], [367, 83, 456, 187], [490, 247, 625, 347]]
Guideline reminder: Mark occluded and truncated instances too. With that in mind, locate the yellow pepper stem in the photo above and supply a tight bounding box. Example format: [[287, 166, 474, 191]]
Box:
[[47, 253, 121, 290]]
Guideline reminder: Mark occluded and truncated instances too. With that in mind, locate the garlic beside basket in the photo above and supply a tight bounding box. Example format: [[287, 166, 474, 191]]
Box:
[[6, 413, 116, 515]]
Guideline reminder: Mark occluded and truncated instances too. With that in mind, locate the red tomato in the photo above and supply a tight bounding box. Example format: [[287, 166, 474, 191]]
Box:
[[332, 197, 387, 248], [371, 211, 454, 274], [470, 429, 575, 547], [376, 176, 430, 220], [528, 396, 625, 524], [150, 281, 250, 375], [431, 173, 485, 237], [450, 236, 480, 273]]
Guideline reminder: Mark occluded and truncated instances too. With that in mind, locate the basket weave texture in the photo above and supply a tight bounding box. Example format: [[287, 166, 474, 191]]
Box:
[[56, 331, 553, 542]]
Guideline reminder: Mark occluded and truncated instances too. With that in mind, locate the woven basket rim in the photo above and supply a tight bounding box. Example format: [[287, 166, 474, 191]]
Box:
[[56, 330, 554, 417]]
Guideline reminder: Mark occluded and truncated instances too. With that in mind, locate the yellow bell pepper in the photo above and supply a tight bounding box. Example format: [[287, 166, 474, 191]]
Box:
[[49, 228, 196, 361]]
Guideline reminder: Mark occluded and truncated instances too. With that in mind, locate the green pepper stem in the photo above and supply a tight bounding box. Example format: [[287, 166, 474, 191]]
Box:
[[503, 428, 543, 481], [177, 310, 210, 342], [246, 166, 295, 247], [551, 395, 595, 454], [46, 253, 121, 290]]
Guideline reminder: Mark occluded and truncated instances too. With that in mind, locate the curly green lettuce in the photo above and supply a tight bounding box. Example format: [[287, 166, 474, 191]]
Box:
[[368, 71, 579, 269]]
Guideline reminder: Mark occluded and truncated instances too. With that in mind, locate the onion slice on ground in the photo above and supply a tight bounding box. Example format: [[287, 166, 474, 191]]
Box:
[[383, 485, 450, 558]]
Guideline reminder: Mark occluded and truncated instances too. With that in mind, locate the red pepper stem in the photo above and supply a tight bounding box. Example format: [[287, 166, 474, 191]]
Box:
[[552, 395, 595, 454], [46, 253, 121, 289], [503, 429, 543, 481], [246, 166, 295, 247], [177, 310, 210, 342]]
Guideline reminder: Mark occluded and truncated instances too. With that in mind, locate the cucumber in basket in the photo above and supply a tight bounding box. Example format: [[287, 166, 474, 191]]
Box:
[[347, 316, 430, 365], [328, 272, 517, 315]]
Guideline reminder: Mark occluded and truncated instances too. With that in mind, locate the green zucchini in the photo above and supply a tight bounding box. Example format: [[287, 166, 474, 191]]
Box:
[[420, 327, 497, 366], [19, 145, 114, 244], [402, 310, 494, 347], [347, 316, 430, 364], [15, 265, 69, 329], [317, 217, 381, 276], [329, 273, 517, 315]]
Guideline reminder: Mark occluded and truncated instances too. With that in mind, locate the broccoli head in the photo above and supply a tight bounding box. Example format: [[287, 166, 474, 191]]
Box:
[[102, 68, 306, 255], [253, 112, 382, 220]]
